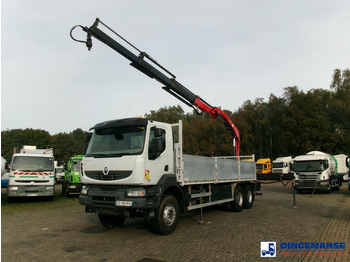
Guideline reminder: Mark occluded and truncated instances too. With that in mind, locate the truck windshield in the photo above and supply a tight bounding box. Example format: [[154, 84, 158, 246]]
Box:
[[12, 156, 54, 172], [256, 164, 263, 169], [86, 125, 146, 157], [273, 162, 283, 168], [293, 160, 326, 172]]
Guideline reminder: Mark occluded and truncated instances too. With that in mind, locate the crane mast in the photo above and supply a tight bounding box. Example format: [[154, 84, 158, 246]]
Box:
[[71, 18, 241, 155]]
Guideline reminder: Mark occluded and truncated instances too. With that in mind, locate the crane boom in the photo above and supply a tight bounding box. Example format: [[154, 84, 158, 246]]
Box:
[[71, 18, 240, 155]]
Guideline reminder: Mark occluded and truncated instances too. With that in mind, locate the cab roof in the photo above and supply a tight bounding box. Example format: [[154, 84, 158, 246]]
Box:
[[90, 117, 148, 131]]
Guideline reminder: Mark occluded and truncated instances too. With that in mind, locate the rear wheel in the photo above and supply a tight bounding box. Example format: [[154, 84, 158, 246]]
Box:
[[228, 186, 244, 212], [151, 194, 179, 235], [243, 185, 254, 209], [98, 214, 126, 229]]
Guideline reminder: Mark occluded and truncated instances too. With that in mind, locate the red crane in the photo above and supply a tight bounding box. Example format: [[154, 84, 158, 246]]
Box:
[[71, 18, 241, 155]]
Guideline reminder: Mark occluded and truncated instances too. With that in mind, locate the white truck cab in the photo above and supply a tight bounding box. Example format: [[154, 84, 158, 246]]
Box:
[[79, 117, 259, 234], [7, 146, 55, 201], [292, 151, 340, 193], [272, 156, 292, 175]]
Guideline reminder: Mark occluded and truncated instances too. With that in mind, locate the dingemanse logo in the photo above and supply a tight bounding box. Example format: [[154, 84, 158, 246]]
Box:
[[259, 241, 346, 258], [260, 242, 276, 257]]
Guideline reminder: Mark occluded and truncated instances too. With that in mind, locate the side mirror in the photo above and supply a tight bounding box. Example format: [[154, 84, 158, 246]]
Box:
[[154, 127, 164, 137], [290, 162, 295, 171], [154, 138, 165, 153]]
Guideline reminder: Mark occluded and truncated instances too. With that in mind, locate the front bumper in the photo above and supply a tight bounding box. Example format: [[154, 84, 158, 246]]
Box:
[[67, 183, 83, 195], [294, 180, 330, 191], [7, 185, 55, 197], [79, 185, 161, 216]]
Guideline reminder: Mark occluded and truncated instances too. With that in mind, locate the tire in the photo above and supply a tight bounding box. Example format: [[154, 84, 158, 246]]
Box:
[[98, 214, 126, 229], [229, 186, 244, 212], [45, 196, 54, 201], [7, 196, 14, 203], [151, 194, 179, 235], [62, 182, 66, 196], [65, 183, 70, 197], [243, 185, 254, 209]]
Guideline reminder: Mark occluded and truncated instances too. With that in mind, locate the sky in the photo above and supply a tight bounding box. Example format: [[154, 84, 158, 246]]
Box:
[[2, 0, 350, 135]]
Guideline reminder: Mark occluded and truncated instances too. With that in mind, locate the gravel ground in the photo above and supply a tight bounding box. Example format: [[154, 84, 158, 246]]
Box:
[[1, 182, 349, 262]]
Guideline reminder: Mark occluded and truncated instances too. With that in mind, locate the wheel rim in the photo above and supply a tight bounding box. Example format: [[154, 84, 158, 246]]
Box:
[[163, 203, 176, 226], [237, 192, 243, 206], [247, 190, 253, 203]]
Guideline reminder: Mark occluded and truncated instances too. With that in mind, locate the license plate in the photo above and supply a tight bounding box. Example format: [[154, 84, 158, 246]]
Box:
[[27, 193, 38, 197], [115, 200, 133, 207]]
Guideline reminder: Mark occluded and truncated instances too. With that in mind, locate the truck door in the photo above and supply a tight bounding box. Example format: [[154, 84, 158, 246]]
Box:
[[144, 126, 173, 184]]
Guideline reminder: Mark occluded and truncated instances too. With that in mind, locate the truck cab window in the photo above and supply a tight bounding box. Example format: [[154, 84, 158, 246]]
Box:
[[86, 126, 146, 157], [148, 127, 165, 160]]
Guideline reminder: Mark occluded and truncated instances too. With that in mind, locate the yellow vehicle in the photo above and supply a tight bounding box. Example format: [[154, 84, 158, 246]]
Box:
[[256, 158, 272, 174]]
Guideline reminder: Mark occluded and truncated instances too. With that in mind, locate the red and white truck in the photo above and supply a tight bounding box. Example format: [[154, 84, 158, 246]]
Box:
[[7, 146, 55, 201], [71, 18, 260, 235]]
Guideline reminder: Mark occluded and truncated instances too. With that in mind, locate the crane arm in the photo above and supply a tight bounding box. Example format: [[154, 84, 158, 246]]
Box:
[[71, 18, 240, 155]]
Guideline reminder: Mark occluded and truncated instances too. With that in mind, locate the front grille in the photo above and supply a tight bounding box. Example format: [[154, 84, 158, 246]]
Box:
[[92, 196, 115, 202], [15, 180, 50, 183], [84, 170, 132, 181], [302, 181, 317, 187], [298, 174, 318, 180]]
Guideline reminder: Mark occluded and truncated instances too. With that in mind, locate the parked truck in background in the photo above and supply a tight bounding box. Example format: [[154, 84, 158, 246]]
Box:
[[62, 155, 84, 196], [71, 18, 260, 235], [7, 146, 55, 201], [272, 156, 293, 179], [292, 151, 342, 193], [272, 156, 292, 177], [256, 158, 272, 175], [1, 156, 9, 188], [55, 166, 65, 183], [334, 154, 349, 182]]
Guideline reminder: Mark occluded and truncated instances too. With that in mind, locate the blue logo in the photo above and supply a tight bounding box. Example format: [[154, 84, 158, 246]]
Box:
[[261, 242, 276, 257]]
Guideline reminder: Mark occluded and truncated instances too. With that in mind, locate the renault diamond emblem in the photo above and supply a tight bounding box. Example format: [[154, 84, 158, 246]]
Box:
[[103, 167, 109, 175]]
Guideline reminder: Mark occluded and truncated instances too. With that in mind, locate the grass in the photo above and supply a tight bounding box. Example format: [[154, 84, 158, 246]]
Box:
[[1, 184, 80, 213]]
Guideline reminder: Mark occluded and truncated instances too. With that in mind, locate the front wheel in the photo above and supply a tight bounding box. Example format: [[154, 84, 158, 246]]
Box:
[[98, 214, 126, 229], [151, 194, 179, 235], [61, 182, 66, 196]]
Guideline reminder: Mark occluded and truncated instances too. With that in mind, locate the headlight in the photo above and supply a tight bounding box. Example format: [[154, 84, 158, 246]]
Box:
[[68, 185, 77, 189], [46, 186, 54, 190], [126, 188, 146, 197], [81, 186, 88, 195], [8, 186, 18, 191]]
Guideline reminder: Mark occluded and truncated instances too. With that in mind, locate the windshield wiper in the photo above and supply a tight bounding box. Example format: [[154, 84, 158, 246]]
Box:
[[106, 154, 124, 157], [87, 153, 133, 158], [86, 154, 108, 158]]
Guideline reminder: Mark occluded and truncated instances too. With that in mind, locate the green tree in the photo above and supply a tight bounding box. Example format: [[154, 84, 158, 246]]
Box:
[[48, 128, 87, 162], [1, 129, 51, 163], [329, 68, 350, 153], [279, 86, 335, 155], [144, 105, 185, 123]]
